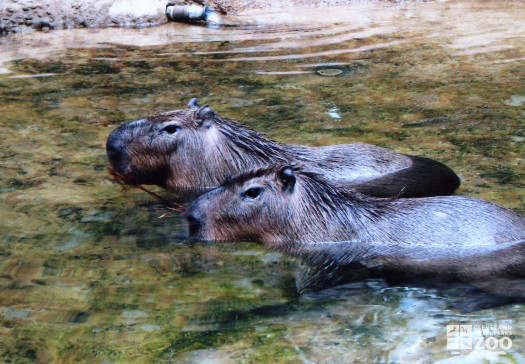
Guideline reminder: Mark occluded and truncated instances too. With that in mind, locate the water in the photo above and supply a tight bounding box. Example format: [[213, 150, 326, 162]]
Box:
[[0, 1, 524, 362]]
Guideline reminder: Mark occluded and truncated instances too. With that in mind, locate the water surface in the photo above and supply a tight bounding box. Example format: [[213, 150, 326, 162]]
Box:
[[0, 1, 524, 362]]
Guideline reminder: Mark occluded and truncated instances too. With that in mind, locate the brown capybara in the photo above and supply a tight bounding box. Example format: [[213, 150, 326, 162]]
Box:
[[106, 98, 460, 198], [186, 164, 525, 284]]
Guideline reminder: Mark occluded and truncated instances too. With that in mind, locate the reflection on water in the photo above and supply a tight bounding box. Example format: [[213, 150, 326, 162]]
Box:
[[0, 1, 524, 362]]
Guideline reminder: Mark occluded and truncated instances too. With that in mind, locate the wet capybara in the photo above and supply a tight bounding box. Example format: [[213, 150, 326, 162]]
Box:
[[187, 164, 525, 283], [106, 98, 460, 198]]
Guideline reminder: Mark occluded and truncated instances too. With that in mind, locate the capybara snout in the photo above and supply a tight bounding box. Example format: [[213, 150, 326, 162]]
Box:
[[186, 198, 207, 239], [186, 213, 202, 238], [106, 126, 129, 176]]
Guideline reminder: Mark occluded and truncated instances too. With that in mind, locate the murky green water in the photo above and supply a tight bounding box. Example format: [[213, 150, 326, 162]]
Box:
[[1, 1, 524, 363]]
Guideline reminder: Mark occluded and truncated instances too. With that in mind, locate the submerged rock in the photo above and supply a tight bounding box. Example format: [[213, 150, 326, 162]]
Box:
[[317, 68, 344, 77]]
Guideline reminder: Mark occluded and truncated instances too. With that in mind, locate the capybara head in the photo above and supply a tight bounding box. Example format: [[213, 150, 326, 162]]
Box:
[[106, 98, 288, 192], [186, 164, 362, 245], [106, 98, 214, 189]]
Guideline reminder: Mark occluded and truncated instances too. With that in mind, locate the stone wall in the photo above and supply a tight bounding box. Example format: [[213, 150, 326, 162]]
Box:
[[1, 0, 168, 34]]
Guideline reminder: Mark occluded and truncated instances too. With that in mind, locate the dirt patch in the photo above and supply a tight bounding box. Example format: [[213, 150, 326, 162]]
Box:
[[1, 0, 168, 35], [1, 0, 431, 35]]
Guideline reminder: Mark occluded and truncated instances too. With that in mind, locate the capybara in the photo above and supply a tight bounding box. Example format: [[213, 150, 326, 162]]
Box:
[[186, 164, 525, 284], [106, 98, 460, 198]]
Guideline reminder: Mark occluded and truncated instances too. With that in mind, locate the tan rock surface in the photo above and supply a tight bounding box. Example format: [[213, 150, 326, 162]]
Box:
[[1, 0, 428, 35]]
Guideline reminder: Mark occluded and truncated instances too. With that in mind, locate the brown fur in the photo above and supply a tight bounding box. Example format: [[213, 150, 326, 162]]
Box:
[[106, 99, 460, 199], [187, 164, 525, 284]]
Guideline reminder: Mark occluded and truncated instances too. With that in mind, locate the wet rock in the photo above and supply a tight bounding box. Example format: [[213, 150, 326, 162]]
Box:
[[260, 252, 282, 264], [505, 95, 525, 106], [67, 311, 90, 323], [54, 240, 80, 251], [121, 310, 149, 324], [2, 307, 30, 319], [139, 324, 163, 332], [317, 68, 344, 77], [79, 213, 113, 223], [231, 250, 262, 256], [315, 63, 367, 77], [402, 115, 453, 128]]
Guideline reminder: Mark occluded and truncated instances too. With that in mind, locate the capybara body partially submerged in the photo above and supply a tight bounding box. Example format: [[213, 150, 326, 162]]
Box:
[[187, 164, 525, 284], [106, 98, 460, 198]]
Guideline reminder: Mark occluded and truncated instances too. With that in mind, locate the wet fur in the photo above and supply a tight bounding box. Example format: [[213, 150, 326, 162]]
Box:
[[106, 100, 460, 198], [188, 164, 525, 284]]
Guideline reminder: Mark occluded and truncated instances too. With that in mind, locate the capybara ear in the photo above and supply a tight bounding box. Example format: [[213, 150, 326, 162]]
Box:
[[195, 105, 215, 128], [187, 98, 201, 108], [278, 166, 296, 193]]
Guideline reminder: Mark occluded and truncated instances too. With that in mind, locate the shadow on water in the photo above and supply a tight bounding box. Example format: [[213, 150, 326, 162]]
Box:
[[0, 0, 524, 362]]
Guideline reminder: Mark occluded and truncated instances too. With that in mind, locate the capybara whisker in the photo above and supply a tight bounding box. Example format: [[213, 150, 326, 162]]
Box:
[[107, 165, 186, 213]]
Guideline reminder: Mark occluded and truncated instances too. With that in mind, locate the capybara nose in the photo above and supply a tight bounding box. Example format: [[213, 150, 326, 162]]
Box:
[[106, 143, 121, 161], [186, 214, 202, 237], [106, 132, 126, 172]]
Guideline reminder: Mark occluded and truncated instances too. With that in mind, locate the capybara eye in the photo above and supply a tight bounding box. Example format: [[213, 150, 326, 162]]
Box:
[[243, 187, 263, 199], [160, 124, 180, 134]]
